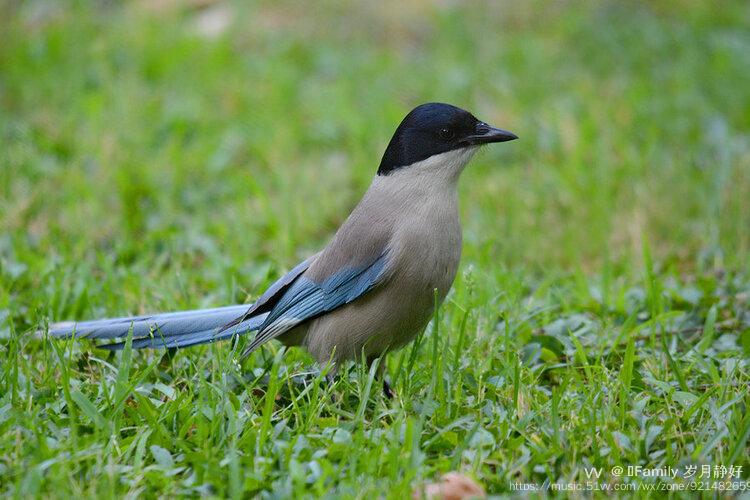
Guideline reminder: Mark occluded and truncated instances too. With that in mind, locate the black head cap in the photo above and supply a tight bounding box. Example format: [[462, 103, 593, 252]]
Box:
[[377, 102, 517, 175]]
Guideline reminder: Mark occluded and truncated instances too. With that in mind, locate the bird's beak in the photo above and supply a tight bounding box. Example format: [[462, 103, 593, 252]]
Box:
[[465, 122, 518, 145]]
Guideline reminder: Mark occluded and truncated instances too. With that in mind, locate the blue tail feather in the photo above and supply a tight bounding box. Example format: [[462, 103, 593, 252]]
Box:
[[48, 305, 262, 350], [101, 314, 269, 350]]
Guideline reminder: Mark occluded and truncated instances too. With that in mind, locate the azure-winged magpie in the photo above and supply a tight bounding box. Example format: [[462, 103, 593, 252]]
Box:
[[49, 102, 518, 398]]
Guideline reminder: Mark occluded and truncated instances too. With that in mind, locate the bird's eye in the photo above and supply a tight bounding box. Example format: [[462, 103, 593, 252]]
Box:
[[438, 127, 454, 140]]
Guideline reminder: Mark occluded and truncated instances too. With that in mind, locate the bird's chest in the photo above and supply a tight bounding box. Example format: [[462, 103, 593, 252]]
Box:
[[392, 201, 462, 299]]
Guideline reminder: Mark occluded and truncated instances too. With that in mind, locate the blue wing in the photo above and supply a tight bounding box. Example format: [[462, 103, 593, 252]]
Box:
[[216, 256, 315, 333], [242, 251, 390, 356]]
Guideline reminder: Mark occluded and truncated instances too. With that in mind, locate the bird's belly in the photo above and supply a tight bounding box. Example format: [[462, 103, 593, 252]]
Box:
[[302, 227, 461, 364], [301, 286, 431, 363]]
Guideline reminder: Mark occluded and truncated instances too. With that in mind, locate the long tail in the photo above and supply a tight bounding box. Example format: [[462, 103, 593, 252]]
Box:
[[48, 305, 266, 350]]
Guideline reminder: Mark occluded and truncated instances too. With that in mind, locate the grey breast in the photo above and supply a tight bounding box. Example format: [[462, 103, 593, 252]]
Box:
[[298, 176, 463, 363]]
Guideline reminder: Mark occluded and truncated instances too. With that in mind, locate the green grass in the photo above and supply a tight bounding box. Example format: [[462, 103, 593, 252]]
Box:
[[1, 0, 749, 497]]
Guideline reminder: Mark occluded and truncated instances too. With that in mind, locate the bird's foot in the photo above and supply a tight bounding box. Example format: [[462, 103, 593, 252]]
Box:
[[382, 378, 394, 399], [325, 372, 341, 404]]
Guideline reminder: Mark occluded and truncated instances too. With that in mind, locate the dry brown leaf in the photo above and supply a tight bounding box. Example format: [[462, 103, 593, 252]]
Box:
[[414, 472, 486, 500]]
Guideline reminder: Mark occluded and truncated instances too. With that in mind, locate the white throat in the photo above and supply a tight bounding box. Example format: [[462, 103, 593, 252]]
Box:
[[364, 146, 479, 213], [384, 147, 479, 187]]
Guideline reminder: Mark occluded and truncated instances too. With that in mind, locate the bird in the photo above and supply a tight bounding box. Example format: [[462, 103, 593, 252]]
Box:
[[49, 102, 518, 398]]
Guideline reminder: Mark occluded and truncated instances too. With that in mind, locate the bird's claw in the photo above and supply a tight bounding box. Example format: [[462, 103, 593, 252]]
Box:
[[383, 378, 394, 399]]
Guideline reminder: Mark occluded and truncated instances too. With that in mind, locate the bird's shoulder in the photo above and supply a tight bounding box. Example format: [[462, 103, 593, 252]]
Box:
[[305, 203, 393, 283]]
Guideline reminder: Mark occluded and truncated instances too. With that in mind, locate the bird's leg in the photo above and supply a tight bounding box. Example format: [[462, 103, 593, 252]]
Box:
[[382, 378, 394, 400], [323, 361, 339, 403], [325, 370, 337, 387], [367, 355, 393, 399]]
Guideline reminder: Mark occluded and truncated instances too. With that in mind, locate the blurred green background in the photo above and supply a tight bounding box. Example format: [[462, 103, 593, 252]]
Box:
[[2, 0, 748, 287], [1, 1, 750, 496]]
